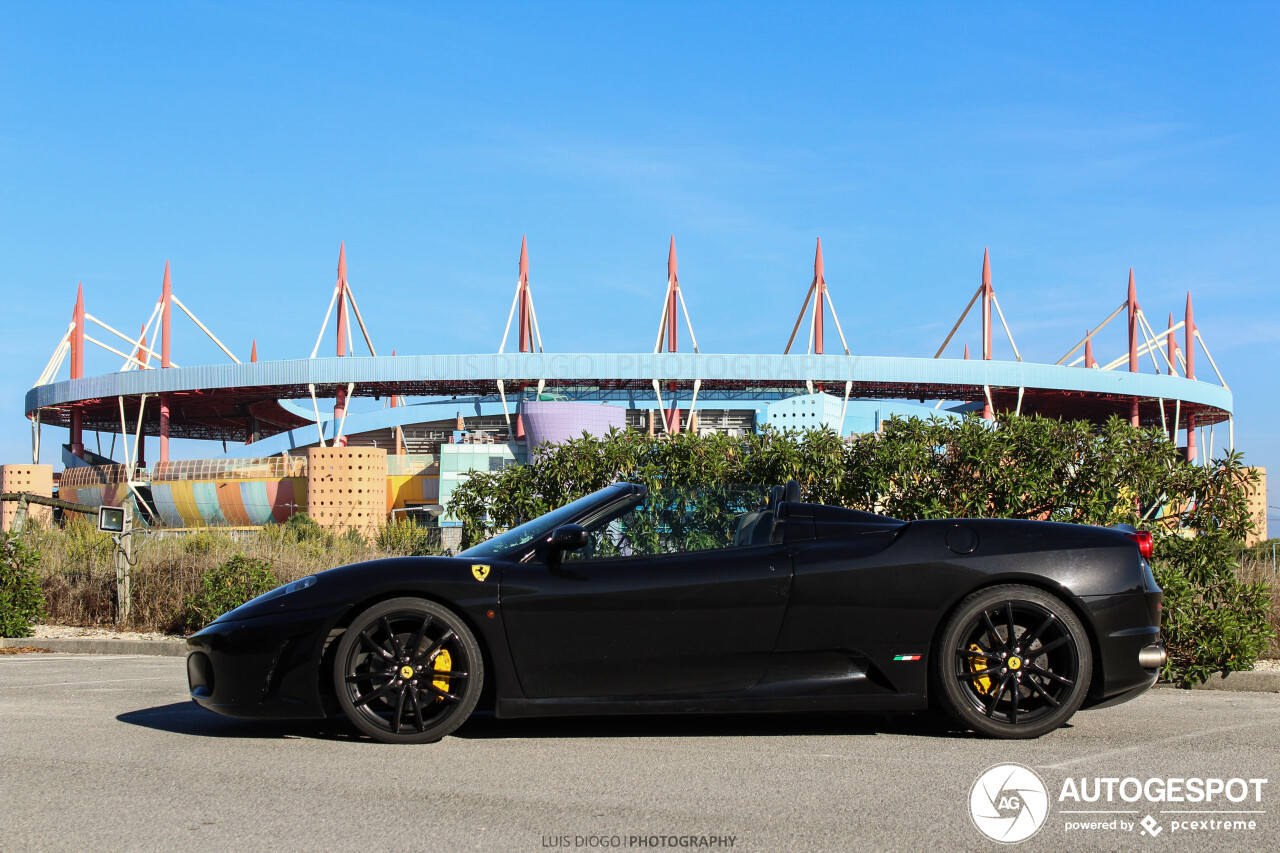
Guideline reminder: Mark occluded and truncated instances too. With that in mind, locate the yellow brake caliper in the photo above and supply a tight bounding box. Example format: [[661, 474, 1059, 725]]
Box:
[[968, 644, 991, 695], [431, 649, 452, 700]]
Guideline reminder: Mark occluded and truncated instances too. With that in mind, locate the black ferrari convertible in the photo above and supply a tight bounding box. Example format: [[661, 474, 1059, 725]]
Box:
[[186, 480, 1166, 743]]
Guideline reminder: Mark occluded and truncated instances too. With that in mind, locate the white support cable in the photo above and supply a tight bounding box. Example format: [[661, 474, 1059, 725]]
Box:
[[1015, 386, 1025, 417], [806, 286, 816, 356], [86, 334, 149, 369], [784, 283, 816, 355], [1174, 399, 1181, 446], [118, 397, 132, 474], [310, 285, 341, 359], [85, 313, 162, 370], [87, 313, 164, 368], [1136, 311, 1180, 374], [675, 286, 701, 353], [496, 379, 511, 426], [307, 384, 327, 447], [1229, 416, 1235, 452], [1132, 311, 1164, 375], [344, 285, 378, 357], [840, 380, 853, 425], [823, 289, 852, 355], [1194, 330, 1229, 388], [171, 295, 240, 363], [651, 379, 666, 433], [935, 284, 982, 359], [1158, 397, 1168, 436], [989, 293, 1023, 362], [689, 378, 702, 422], [341, 293, 354, 357], [805, 289, 816, 395], [1056, 302, 1127, 365], [527, 296, 545, 353], [129, 300, 164, 370], [1135, 310, 1174, 375], [1099, 332, 1179, 372], [522, 289, 547, 401], [85, 313, 141, 347], [497, 284, 520, 354], [652, 291, 671, 353], [36, 332, 72, 387], [132, 300, 164, 366], [130, 394, 148, 474], [335, 382, 354, 441], [1097, 352, 1129, 372]]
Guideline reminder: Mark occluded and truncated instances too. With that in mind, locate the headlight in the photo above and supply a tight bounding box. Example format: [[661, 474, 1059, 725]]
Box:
[[255, 574, 318, 604]]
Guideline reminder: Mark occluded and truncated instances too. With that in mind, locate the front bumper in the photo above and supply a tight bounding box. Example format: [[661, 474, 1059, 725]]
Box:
[[186, 604, 345, 720]]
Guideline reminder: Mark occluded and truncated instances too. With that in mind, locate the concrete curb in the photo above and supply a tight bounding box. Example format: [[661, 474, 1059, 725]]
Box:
[[1155, 670, 1280, 694], [0, 636, 187, 657]]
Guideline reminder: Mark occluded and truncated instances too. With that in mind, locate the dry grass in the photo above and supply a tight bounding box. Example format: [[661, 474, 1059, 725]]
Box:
[[24, 516, 442, 634], [1237, 551, 1280, 659]]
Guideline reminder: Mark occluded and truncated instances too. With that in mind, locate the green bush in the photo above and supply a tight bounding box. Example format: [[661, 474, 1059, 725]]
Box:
[[375, 519, 443, 556], [283, 512, 329, 544], [1, 532, 47, 638], [180, 554, 278, 632], [449, 415, 1274, 685]]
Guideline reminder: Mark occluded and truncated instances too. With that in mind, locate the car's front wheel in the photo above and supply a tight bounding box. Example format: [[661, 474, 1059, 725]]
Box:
[[334, 597, 484, 744], [935, 584, 1092, 739]]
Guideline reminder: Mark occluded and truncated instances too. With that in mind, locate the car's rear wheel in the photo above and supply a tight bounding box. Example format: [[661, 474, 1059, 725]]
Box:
[[935, 584, 1092, 739], [334, 597, 484, 744]]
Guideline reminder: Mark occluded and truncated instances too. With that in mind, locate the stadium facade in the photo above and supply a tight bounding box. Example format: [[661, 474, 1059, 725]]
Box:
[[15, 237, 1245, 538]]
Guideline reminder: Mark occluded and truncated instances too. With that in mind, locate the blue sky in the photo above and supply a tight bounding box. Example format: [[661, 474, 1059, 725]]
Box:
[[2, 3, 1277, 520]]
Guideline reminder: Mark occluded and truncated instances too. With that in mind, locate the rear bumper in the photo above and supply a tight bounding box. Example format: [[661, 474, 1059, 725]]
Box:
[[1081, 589, 1163, 707], [185, 605, 345, 720]]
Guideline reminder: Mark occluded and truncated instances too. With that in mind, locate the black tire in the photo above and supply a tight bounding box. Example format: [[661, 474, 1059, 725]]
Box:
[[935, 584, 1092, 739], [334, 597, 484, 744]]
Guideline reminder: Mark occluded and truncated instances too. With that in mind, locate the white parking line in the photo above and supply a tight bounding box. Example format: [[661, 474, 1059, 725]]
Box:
[[1039, 718, 1280, 769], [0, 676, 173, 689]]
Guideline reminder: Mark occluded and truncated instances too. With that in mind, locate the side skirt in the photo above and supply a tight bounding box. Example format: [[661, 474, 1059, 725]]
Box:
[[496, 693, 926, 719]]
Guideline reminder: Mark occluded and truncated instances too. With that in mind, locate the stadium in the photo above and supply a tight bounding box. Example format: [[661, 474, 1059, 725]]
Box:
[[12, 237, 1236, 542]]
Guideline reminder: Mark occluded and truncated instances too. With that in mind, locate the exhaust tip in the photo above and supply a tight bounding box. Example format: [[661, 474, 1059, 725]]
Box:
[[1139, 644, 1167, 670]]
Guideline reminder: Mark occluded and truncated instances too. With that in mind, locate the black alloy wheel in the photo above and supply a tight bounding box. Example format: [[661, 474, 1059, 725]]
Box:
[[334, 597, 484, 744], [935, 584, 1092, 739]]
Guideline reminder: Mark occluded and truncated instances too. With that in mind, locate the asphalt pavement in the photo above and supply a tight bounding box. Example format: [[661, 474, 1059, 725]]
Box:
[[2, 654, 1277, 852]]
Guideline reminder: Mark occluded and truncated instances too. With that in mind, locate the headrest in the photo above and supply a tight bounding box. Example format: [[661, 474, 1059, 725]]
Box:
[[768, 485, 785, 511], [785, 479, 801, 503]]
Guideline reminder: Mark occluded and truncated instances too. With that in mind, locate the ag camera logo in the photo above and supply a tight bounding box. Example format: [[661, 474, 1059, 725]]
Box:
[[970, 763, 1049, 843]]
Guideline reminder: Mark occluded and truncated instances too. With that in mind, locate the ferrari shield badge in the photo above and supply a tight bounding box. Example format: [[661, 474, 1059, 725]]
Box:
[[471, 564, 490, 582]]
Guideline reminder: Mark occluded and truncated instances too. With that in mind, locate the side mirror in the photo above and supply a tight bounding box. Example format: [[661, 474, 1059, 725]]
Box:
[[545, 523, 589, 567]]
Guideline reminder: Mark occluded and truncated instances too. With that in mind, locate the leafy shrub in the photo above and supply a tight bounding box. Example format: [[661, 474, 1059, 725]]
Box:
[[283, 512, 329, 543], [375, 519, 443, 556], [1, 532, 47, 638], [449, 415, 1274, 685], [180, 554, 278, 632]]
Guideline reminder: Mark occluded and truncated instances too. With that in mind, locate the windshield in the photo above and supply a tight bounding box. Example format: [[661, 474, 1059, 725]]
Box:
[[457, 485, 633, 559]]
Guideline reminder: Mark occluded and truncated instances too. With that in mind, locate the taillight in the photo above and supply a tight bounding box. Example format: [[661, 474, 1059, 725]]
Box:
[[1126, 530, 1154, 560]]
